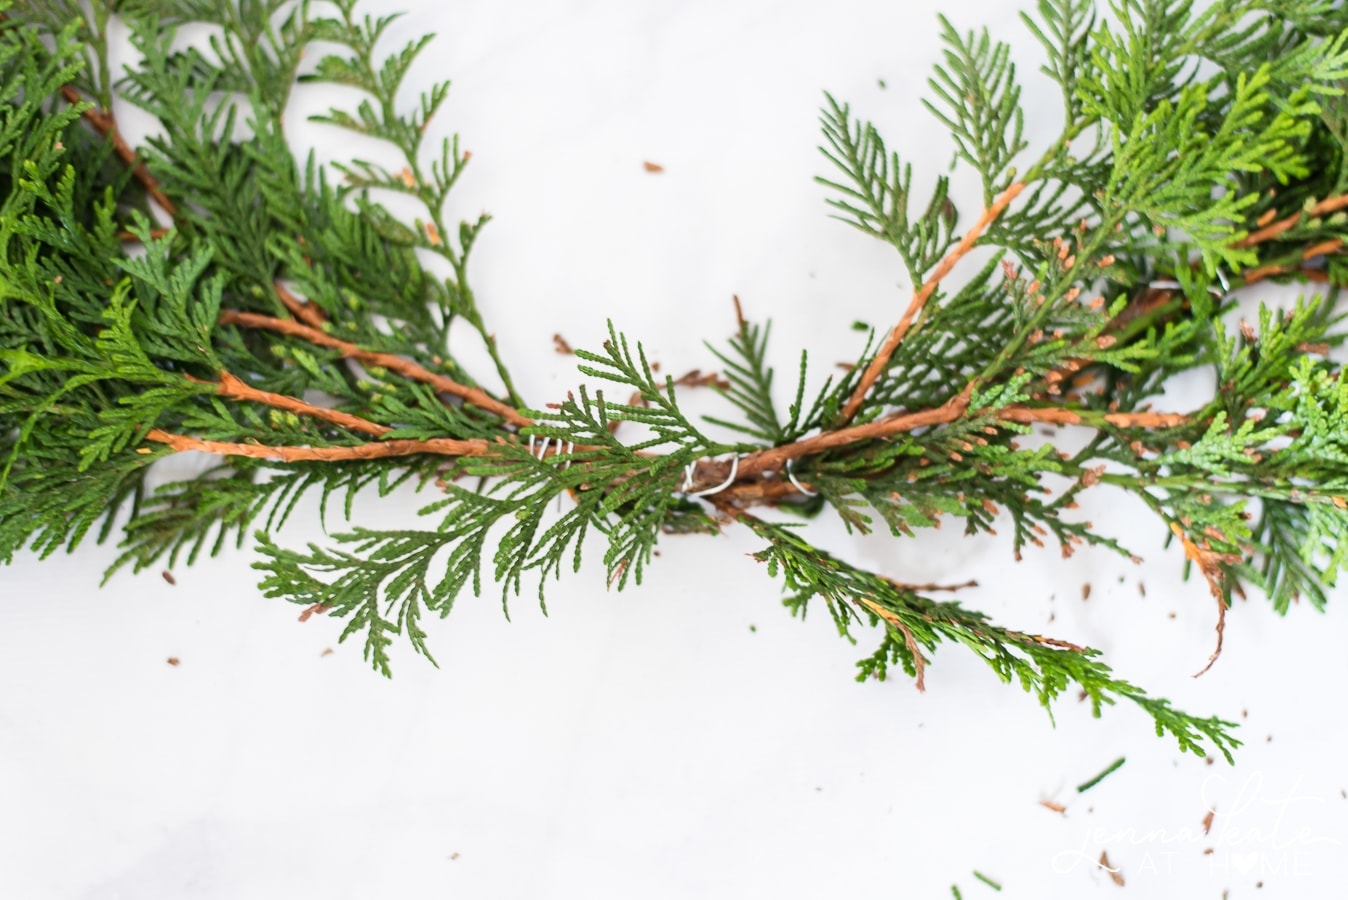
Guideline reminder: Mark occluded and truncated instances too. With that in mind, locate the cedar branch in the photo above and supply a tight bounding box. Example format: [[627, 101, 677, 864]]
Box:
[[837, 182, 1025, 425], [217, 310, 532, 428]]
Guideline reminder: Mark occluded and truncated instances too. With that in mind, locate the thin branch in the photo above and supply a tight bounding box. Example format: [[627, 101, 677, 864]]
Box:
[[1241, 237, 1343, 284], [837, 182, 1025, 425], [1235, 193, 1348, 248], [116, 227, 171, 242], [198, 370, 390, 437], [274, 281, 328, 329], [144, 429, 487, 462], [60, 84, 178, 217], [218, 310, 532, 428], [884, 577, 979, 593], [707, 385, 1188, 492]]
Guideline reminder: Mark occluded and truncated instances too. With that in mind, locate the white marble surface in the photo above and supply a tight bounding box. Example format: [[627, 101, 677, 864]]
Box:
[[2, 1, 1345, 897]]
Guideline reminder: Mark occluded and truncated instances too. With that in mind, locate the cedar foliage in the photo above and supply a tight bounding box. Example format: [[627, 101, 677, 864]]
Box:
[[6, 0, 1348, 763]]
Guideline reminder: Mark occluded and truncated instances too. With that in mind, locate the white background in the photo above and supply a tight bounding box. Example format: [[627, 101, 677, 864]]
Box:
[[3, 1, 1346, 897]]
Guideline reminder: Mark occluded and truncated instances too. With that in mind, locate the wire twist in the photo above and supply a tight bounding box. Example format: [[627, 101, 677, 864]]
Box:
[[785, 459, 817, 496]]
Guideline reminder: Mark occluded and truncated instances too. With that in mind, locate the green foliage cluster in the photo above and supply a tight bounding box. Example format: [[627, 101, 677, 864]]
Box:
[[5, 0, 1348, 762]]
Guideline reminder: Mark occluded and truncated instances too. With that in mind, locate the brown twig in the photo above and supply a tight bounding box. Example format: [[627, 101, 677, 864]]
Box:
[[837, 182, 1025, 425], [200, 370, 390, 437], [1004, 630, 1088, 654], [1235, 194, 1348, 248], [998, 407, 1188, 429], [144, 428, 487, 462], [884, 577, 979, 593], [691, 385, 1187, 493], [116, 227, 171, 243], [1241, 237, 1344, 284], [59, 85, 178, 217], [735, 385, 977, 483], [273, 282, 329, 329], [218, 310, 531, 428]]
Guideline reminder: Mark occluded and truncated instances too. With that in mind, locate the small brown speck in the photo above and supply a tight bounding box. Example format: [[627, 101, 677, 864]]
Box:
[[1256, 882, 1263, 889], [320, 648, 334, 657], [1138, 581, 1147, 597], [642, 161, 664, 173], [1081, 583, 1091, 601], [449, 852, 460, 861], [1168, 612, 1177, 619], [1202, 808, 1215, 834], [162, 570, 176, 586], [1242, 709, 1248, 719], [167, 657, 180, 667], [1266, 735, 1273, 743], [1205, 757, 1215, 766], [1203, 847, 1214, 855], [1040, 800, 1066, 814]]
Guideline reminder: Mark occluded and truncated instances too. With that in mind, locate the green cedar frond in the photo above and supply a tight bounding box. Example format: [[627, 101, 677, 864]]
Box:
[[924, 16, 1028, 204], [747, 514, 1241, 763], [817, 94, 959, 285]]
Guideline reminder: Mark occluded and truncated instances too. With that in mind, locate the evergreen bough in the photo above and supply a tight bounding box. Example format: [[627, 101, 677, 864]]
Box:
[[7, 0, 1348, 764]]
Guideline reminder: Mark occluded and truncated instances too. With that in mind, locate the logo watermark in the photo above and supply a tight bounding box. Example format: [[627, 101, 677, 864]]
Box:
[[1050, 771, 1342, 880]]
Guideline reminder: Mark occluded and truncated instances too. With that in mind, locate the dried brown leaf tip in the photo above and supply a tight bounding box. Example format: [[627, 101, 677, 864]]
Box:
[[552, 333, 574, 354], [166, 657, 180, 667], [1039, 799, 1067, 815], [1168, 521, 1241, 677], [1202, 807, 1215, 834], [642, 161, 664, 173], [1098, 851, 1125, 886], [1081, 582, 1092, 601], [673, 369, 731, 390], [161, 570, 176, 585], [298, 603, 331, 622], [320, 648, 334, 657]]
